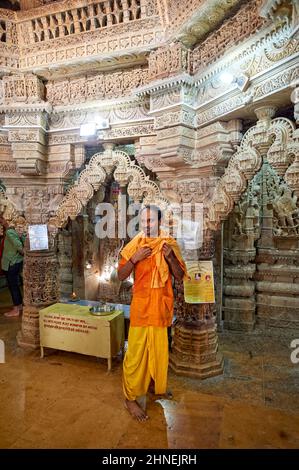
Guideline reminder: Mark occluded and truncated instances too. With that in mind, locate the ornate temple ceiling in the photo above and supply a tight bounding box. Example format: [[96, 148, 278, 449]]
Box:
[[166, 0, 246, 48], [0, 0, 296, 83], [0, 0, 268, 79], [11, 0, 251, 80]]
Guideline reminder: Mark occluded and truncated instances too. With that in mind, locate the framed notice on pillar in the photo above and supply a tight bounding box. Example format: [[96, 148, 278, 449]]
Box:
[[28, 224, 49, 251], [183, 260, 215, 304]]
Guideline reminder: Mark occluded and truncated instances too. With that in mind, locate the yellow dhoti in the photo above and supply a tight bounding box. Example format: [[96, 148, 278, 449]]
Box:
[[120, 231, 187, 403], [123, 326, 169, 400]]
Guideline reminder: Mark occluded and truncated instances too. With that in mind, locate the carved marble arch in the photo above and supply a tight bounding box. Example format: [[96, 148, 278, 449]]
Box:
[[207, 114, 299, 230], [51, 147, 169, 229]]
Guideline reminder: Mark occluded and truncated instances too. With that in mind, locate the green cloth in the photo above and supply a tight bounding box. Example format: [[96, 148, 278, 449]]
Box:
[[1, 228, 25, 271]]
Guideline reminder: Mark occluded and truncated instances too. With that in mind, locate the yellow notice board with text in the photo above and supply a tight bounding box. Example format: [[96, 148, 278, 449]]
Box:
[[184, 260, 215, 304]]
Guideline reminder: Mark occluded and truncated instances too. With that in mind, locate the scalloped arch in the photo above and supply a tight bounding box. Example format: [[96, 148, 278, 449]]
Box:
[[51, 148, 169, 228], [207, 116, 299, 230]]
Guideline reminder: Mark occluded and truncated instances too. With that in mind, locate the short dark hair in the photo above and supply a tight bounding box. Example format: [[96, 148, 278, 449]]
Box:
[[140, 204, 162, 222]]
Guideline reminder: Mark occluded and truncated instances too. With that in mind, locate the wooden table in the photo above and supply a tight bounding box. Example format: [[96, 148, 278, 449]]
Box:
[[39, 303, 124, 371]]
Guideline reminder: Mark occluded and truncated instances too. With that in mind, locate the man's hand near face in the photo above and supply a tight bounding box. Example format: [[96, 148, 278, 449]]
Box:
[[162, 243, 173, 260], [131, 247, 152, 264], [118, 246, 152, 281], [162, 243, 184, 281]]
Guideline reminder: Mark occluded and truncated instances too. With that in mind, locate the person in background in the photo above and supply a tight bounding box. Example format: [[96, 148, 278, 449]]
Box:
[[118, 205, 187, 422], [0, 215, 25, 317]]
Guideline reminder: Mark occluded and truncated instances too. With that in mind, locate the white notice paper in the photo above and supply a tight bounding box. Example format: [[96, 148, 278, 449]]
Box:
[[28, 224, 49, 251]]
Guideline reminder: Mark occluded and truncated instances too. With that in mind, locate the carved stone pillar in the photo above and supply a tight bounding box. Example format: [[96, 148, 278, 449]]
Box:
[[141, 103, 240, 376], [223, 183, 259, 331], [12, 181, 68, 348], [0, 73, 76, 348], [142, 60, 242, 378], [135, 135, 175, 178], [170, 229, 223, 379], [58, 227, 73, 299], [1, 74, 50, 176], [13, 185, 63, 349], [165, 174, 224, 378], [71, 212, 101, 302], [253, 106, 277, 247], [17, 245, 59, 349], [7, 111, 48, 176], [194, 120, 242, 176]]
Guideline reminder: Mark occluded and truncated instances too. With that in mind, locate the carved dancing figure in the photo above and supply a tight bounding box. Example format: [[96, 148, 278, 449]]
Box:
[[273, 187, 299, 234]]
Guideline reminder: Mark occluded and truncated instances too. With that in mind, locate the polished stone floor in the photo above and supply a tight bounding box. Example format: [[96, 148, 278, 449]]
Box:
[[1, 288, 299, 449]]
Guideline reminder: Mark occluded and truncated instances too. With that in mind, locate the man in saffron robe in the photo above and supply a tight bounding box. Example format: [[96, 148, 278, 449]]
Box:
[[118, 205, 187, 421]]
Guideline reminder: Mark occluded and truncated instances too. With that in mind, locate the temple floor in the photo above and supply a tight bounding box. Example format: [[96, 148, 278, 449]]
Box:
[[1, 289, 299, 449]]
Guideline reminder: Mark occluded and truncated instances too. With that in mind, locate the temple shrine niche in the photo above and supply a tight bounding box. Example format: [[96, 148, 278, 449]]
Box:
[[0, 0, 298, 380], [224, 160, 299, 332]]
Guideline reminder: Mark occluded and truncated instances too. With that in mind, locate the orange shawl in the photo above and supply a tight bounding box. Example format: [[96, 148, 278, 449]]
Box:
[[121, 231, 188, 288]]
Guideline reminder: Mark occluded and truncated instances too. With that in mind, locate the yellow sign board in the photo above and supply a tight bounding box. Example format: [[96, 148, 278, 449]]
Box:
[[183, 260, 215, 304]]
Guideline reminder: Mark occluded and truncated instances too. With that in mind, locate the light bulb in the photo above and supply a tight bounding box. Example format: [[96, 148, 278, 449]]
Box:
[[219, 71, 234, 85]]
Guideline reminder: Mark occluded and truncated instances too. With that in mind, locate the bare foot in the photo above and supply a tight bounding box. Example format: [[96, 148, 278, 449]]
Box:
[[124, 399, 149, 422], [4, 307, 20, 318]]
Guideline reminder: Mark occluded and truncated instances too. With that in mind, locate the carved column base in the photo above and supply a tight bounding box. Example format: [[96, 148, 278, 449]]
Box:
[[223, 298, 256, 332], [257, 300, 299, 331], [17, 306, 40, 349], [18, 248, 59, 349], [169, 324, 224, 379]]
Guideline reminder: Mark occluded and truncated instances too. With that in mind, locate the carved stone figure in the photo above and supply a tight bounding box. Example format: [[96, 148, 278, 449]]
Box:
[[273, 186, 299, 235]]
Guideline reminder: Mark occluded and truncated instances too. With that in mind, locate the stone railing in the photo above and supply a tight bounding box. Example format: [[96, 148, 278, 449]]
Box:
[[0, 9, 19, 70], [0, 8, 18, 46], [12, 0, 160, 71], [16, 0, 150, 46]]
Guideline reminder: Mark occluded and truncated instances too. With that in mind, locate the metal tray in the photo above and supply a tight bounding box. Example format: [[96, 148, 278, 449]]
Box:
[[89, 310, 113, 316], [89, 305, 114, 315]]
